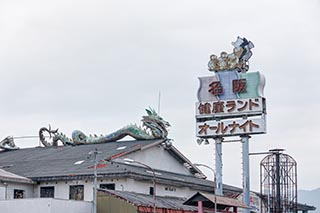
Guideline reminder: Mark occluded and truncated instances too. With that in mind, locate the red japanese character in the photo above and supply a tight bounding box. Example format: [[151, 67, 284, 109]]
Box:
[[237, 100, 248, 111], [239, 120, 260, 133], [232, 79, 247, 93], [212, 101, 225, 113], [228, 121, 239, 134], [226, 100, 236, 112], [216, 122, 228, 134], [249, 98, 260, 110], [198, 103, 211, 114], [198, 123, 210, 135], [208, 81, 223, 95]]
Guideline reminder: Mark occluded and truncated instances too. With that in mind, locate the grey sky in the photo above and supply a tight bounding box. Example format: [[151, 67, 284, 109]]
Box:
[[0, 0, 319, 191]]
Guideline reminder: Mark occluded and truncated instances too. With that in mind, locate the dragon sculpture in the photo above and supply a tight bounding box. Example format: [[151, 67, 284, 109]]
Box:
[[39, 108, 170, 147], [0, 136, 19, 150]]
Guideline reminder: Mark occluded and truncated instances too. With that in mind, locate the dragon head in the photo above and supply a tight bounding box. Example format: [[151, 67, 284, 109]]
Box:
[[141, 108, 170, 139]]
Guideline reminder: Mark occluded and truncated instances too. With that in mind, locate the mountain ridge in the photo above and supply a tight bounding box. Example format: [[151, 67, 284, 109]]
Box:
[[298, 188, 319, 213]]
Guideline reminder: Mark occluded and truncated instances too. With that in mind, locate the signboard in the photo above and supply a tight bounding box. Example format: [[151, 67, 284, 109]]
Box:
[[196, 116, 266, 137], [196, 37, 266, 138], [197, 71, 265, 102], [196, 97, 266, 119]]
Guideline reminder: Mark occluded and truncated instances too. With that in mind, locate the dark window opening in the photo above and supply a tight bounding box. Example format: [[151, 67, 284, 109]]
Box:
[[14, 189, 24, 199], [40, 186, 54, 198], [149, 187, 154, 195], [69, 185, 84, 200], [100, 183, 115, 190]]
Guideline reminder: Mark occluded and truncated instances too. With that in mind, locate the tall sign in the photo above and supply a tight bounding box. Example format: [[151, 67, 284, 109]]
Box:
[[195, 37, 266, 212]]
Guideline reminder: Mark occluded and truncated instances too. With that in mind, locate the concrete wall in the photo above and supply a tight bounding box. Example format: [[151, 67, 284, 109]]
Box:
[[0, 198, 92, 213], [0, 182, 34, 200]]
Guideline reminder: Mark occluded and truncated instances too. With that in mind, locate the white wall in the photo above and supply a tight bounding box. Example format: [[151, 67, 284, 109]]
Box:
[[0, 186, 5, 199], [123, 178, 200, 199], [0, 182, 34, 200], [0, 198, 92, 213], [122, 145, 191, 175], [36, 178, 125, 201], [35, 176, 202, 202]]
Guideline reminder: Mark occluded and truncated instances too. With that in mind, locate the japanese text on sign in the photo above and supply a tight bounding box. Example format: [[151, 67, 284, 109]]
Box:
[[196, 117, 266, 137], [196, 97, 265, 118], [209, 79, 246, 95]]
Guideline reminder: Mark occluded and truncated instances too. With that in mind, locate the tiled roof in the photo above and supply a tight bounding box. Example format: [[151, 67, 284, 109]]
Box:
[[98, 189, 198, 211], [0, 139, 163, 179], [0, 139, 241, 194], [183, 192, 249, 209]]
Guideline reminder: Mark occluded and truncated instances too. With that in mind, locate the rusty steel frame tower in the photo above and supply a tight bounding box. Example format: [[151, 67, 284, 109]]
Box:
[[260, 149, 297, 213]]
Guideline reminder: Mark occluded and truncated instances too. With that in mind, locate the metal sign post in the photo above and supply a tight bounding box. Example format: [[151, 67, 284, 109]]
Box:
[[215, 137, 223, 196], [241, 135, 250, 213]]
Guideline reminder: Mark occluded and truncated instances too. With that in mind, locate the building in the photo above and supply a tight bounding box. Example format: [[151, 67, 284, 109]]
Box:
[[0, 139, 229, 200], [0, 168, 34, 199], [0, 138, 316, 213]]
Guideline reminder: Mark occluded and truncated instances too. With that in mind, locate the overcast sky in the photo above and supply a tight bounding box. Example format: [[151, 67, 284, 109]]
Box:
[[0, 0, 319, 191]]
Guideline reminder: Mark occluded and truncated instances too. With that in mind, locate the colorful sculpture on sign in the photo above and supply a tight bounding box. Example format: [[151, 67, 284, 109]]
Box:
[[198, 37, 265, 102], [208, 37, 254, 72], [39, 108, 170, 147]]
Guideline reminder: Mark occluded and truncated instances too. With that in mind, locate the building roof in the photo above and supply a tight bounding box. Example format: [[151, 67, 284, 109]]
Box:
[[0, 168, 34, 184], [0, 139, 164, 179], [98, 189, 198, 211], [183, 192, 249, 209], [0, 139, 241, 194]]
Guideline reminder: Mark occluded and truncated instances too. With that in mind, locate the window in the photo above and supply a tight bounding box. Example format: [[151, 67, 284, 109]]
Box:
[[100, 183, 115, 190], [14, 189, 24, 199], [69, 185, 84, 200], [40, 186, 54, 198], [165, 186, 176, 192], [149, 187, 154, 195]]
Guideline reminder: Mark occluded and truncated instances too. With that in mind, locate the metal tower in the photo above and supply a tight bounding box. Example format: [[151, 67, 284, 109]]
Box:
[[260, 149, 297, 213]]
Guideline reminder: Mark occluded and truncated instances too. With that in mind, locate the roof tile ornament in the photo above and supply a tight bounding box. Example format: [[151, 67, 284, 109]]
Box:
[[39, 108, 171, 147]]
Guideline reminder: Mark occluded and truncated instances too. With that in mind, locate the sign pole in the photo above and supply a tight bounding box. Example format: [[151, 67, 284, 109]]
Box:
[[215, 137, 223, 196], [196, 37, 266, 213], [241, 135, 250, 213]]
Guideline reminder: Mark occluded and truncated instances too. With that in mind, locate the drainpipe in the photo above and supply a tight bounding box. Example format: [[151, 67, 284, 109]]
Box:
[[3, 182, 8, 199]]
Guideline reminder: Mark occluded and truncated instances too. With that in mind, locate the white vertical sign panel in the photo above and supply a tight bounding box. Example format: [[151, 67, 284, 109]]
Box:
[[196, 116, 266, 137]]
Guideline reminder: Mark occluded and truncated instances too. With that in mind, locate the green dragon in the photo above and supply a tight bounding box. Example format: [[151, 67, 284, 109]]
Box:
[[39, 108, 170, 147]]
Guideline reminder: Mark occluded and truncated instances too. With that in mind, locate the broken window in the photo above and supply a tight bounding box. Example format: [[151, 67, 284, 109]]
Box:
[[14, 189, 24, 199], [69, 185, 84, 201]]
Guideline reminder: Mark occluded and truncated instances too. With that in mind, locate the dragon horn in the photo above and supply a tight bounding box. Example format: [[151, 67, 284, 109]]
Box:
[[148, 107, 157, 115], [146, 108, 152, 115]]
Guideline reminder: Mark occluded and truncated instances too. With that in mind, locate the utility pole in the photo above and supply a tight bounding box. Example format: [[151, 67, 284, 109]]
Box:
[[88, 149, 102, 213]]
